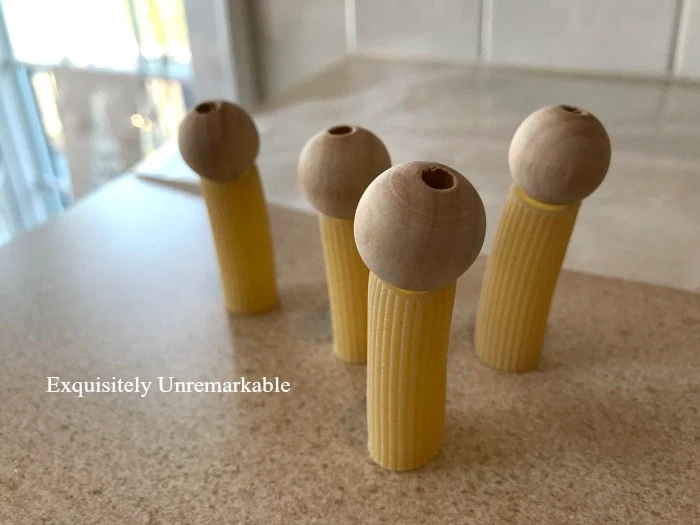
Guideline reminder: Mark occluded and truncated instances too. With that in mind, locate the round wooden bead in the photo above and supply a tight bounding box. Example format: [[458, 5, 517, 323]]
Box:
[[509, 104, 611, 204], [178, 100, 260, 181], [354, 161, 486, 292], [298, 125, 391, 220]]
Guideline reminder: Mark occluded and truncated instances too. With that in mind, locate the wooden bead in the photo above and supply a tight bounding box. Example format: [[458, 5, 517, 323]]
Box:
[[178, 100, 259, 182], [509, 104, 611, 204], [298, 125, 391, 220], [354, 161, 486, 292]]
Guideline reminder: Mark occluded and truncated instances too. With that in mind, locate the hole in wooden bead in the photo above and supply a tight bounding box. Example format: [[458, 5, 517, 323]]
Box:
[[421, 167, 455, 190], [327, 125, 355, 136], [195, 101, 218, 114], [559, 104, 588, 116]]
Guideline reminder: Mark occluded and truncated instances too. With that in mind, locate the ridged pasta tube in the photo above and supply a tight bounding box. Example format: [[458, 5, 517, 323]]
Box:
[[318, 216, 370, 362], [367, 274, 456, 470], [475, 185, 578, 371], [200, 168, 277, 314]]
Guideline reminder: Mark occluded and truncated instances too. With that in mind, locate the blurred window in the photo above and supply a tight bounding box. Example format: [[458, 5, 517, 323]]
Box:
[[0, 0, 194, 245]]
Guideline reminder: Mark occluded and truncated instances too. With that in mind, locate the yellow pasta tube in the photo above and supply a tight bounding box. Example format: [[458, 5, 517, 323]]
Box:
[[319, 215, 369, 362], [178, 100, 278, 314], [475, 104, 611, 371], [200, 167, 277, 314], [355, 161, 486, 470], [367, 273, 456, 470], [475, 185, 578, 371]]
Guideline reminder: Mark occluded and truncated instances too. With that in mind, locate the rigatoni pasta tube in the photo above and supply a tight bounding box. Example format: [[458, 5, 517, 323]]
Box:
[[355, 161, 486, 470], [178, 100, 277, 314], [318, 216, 370, 362], [200, 168, 277, 314], [475, 186, 578, 371], [475, 104, 611, 371], [367, 275, 455, 470], [299, 125, 391, 362]]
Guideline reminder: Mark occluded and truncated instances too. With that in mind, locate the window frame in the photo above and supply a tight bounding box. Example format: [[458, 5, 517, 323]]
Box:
[[0, 0, 252, 242], [183, 0, 256, 107]]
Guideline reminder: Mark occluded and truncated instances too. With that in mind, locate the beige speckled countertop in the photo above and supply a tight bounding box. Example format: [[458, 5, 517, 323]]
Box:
[[1, 176, 699, 524]]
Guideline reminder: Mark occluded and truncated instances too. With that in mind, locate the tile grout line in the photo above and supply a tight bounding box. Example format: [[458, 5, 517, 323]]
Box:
[[668, 0, 689, 77], [344, 0, 358, 54], [479, 0, 494, 64]]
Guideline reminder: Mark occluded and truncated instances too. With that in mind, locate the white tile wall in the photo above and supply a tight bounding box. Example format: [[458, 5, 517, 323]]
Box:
[[674, 0, 700, 78], [355, 0, 481, 61], [247, 0, 347, 101], [241, 0, 700, 105], [486, 0, 680, 76]]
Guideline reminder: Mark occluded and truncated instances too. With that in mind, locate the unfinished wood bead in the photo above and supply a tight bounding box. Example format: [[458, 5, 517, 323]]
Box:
[[178, 100, 260, 181], [354, 161, 486, 292], [298, 125, 391, 219], [509, 104, 611, 204]]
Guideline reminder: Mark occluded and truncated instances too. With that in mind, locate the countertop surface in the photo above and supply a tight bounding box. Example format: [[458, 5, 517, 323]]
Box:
[[134, 56, 700, 293], [1, 177, 699, 524]]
